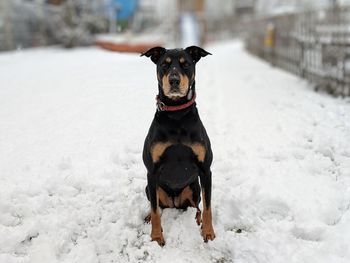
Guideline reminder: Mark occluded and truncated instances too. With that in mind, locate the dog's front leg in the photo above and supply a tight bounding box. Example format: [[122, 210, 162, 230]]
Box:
[[199, 170, 215, 242], [147, 173, 165, 246]]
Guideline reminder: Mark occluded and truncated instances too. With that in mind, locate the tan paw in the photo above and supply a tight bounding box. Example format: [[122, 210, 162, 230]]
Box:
[[201, 226, 215, 242], [151, 233, 165, 246]]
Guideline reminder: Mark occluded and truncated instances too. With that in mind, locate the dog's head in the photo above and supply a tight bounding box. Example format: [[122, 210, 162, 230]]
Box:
[[141, 46, 211, 101]]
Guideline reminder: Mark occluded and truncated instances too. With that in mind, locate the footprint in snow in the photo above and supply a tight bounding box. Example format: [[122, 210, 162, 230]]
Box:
[[315, 145, 335, 161], [292, 225, 325, 242], [259, 199, 291, 221]]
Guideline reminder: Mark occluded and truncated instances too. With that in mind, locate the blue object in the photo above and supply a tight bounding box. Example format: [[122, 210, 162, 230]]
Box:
[[113, 0, 138, 20]]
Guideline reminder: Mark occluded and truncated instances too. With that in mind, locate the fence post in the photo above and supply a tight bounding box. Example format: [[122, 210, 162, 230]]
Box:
[[264, 22, 275, 66], [299, 41, 305, 78]]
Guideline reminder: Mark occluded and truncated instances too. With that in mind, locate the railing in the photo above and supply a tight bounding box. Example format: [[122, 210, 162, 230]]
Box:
[[245, 6, 350, 97]]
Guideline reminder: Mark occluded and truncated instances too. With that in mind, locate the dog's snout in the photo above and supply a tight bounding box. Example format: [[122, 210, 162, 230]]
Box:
[[169, 73, 180, 87]]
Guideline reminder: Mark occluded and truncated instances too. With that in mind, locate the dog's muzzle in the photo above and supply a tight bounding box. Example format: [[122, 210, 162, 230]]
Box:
[[169, 73, 180, 89]]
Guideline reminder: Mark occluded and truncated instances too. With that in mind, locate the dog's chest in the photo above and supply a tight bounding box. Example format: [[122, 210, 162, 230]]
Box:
[[150, 126, 205, 164]]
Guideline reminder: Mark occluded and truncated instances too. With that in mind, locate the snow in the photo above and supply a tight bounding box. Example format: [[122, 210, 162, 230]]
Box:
[[1, 40, 350, 263]]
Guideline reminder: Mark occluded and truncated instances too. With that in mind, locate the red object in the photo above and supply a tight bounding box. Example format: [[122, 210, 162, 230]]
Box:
[[156, 93, 197, 112], [95, 41, 162, 53]]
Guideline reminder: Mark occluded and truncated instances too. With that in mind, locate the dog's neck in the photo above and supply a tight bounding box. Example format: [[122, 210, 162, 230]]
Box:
[[156, 102, 197, 120]]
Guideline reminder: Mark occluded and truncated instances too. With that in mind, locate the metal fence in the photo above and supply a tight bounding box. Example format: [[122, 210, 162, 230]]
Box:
[[245, 6, 350, 97]]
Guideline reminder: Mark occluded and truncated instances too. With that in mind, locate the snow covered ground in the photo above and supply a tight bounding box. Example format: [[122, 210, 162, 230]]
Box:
[[0, 40, 350, 263]]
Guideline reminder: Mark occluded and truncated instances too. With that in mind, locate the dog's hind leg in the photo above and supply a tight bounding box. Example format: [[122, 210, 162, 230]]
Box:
[[191, 179, 202, 226], [144, 185, 152, 223], [175, 180, 202, 225], [195, 207, 201, 226]]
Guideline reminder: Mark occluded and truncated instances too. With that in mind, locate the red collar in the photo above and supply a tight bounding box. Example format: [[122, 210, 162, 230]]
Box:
[[156, 93, 196, 111]]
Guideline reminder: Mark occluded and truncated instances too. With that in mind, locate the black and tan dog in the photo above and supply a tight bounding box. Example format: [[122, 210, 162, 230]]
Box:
[[141, 46, 215, 246]]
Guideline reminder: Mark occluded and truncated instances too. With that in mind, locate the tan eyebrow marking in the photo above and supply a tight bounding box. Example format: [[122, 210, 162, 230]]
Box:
[[179, 57, 185, 63], [165, 57, 172, 63]]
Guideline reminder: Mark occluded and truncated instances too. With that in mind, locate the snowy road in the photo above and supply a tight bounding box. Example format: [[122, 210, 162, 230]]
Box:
[[1, 41, 350, 263]]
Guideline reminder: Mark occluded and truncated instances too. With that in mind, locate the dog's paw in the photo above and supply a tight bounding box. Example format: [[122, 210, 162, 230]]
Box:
[[151, 233, 165, 246], [144, 213, 151, 223], [201, 226, 215, 242]]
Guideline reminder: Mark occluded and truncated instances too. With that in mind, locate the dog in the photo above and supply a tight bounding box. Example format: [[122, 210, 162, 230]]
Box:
[[141, 46, 215, 246]]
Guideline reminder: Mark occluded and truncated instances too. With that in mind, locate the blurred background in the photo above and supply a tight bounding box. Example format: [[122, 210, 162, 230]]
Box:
[[1, 0, 350, 95]]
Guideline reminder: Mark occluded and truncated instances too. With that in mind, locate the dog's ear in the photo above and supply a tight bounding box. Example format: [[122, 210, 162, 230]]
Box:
[[141, 47, 166, 64], [185, 46, 212, 63]]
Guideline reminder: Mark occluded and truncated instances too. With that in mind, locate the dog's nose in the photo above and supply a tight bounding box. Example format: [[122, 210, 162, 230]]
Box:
[[169, 74, 180, 87]]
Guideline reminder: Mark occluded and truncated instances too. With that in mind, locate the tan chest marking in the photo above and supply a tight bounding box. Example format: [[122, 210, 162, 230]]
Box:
[[151, 142, 172, 163], [151, 142, 206, 163], [185, 143, 206, 162]]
